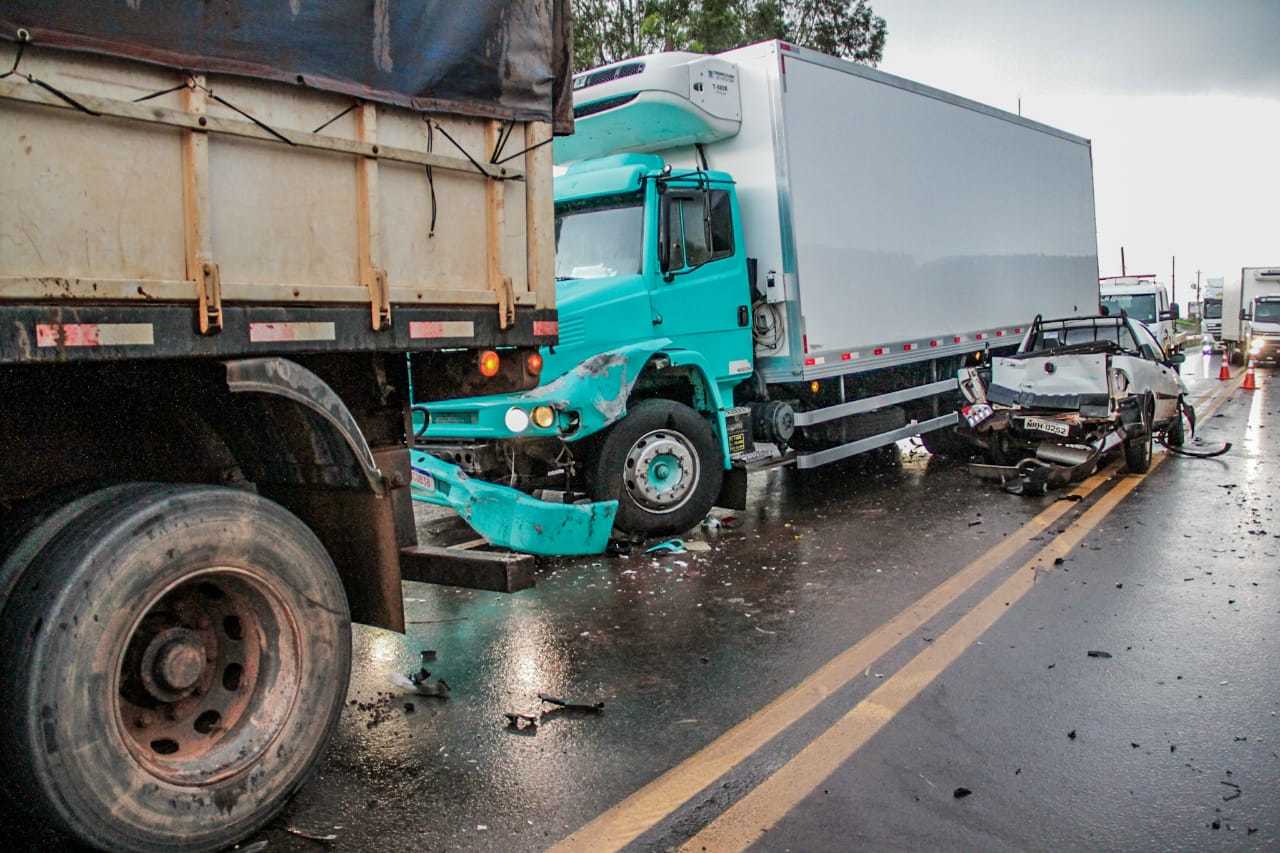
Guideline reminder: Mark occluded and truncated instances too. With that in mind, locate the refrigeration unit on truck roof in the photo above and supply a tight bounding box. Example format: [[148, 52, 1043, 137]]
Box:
[[555, 52, 742, 163]]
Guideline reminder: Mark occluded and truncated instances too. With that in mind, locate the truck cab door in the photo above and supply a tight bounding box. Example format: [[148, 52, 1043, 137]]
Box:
[[650, 186, 753, 382]]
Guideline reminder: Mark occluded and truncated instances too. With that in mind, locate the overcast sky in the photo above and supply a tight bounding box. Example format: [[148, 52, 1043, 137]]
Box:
[[871, 0, 1280, 301]]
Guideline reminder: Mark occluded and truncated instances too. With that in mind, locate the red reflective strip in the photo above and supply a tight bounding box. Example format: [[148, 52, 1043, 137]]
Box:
[[976, 333, 986, 340], [954, 336, 963, 343], [802, 334, 809, 353], [37, 323, 100, 347], [873, 347, 885, 356], [930, 340, 940, 348], [408, 321, 474, 339], [841, 352, 852, 361], [532, 320, 558, 337], [903, 343, 914, 351], [996, 330, 1005, 337], [804, 357, 816, 366]]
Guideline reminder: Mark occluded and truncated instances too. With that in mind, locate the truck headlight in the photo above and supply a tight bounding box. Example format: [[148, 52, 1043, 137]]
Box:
[[504, 407, 530, 433], [531, 405, 556, 429], [1250, 338, 1265, 354], [1111, 368, 1129, 393]]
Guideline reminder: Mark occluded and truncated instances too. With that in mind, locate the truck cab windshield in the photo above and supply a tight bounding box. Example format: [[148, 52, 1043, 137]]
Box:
[[1203, 299, 1222, 319], [1254, 301, 1280, 323], [555, 195, 643, 280], [1101, 293, 1157, 324]]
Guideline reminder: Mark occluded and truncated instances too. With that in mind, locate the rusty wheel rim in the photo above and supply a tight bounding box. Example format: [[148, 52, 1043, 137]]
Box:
[[114, 568, 302, 786]]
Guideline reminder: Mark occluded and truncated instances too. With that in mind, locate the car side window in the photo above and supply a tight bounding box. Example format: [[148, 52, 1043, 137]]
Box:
[[1131, 321, 1164, 361]]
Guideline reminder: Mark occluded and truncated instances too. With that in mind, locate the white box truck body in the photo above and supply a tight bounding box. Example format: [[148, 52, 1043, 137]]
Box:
[[655, 42, 1101, 382]]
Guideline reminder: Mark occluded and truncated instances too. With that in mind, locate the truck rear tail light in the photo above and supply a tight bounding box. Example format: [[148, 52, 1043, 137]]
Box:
[[841, 352, 852, 361], [804, 357, 816, 366], [478, 350, 501, 378], [525, 352, 544, 375], [975, 333, 986, 340], [954, 336, 963, 343], [930, 340, 940, 348], [903, 343, 914, 351], [995, 330, 1005, 337], [873, 347, 885, 356]]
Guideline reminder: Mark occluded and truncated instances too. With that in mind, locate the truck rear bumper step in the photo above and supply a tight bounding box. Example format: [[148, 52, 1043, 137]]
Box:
[[399, 544, 535, 593]]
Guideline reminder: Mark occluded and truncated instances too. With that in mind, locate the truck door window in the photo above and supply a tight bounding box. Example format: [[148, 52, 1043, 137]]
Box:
[[669, 189, 734, 271]]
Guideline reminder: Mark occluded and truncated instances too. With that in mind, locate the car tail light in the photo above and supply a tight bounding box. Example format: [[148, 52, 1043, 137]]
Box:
[[478, 350, 500, 378]]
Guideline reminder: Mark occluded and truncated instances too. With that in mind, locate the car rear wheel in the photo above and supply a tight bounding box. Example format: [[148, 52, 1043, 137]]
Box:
[[0, 484, 351, 853], [1123, 397, 1154, 474]]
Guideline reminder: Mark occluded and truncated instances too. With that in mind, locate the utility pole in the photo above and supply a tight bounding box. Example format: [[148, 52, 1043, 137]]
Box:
[[1171, 255, 1176, 306], [1121, 246, 1126, 276]]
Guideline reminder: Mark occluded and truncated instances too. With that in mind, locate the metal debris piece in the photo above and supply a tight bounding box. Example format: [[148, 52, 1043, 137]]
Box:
[[539, 693, 605, 714], [286, 826, 338, 843], [504, 712, 539, 732], [1086, 650, 1113, 659], [953, 787, 973, 799]]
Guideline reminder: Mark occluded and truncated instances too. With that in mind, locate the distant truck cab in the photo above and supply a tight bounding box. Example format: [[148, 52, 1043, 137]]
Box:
[[1099, 276, 1179, 354], [1224, 267, 1280, 365]]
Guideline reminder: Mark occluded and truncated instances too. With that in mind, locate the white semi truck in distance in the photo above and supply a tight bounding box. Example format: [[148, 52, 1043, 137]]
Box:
[[1201, 277, 1225, 342], [1099, 275, 1179, 354], [1225, 267, 1280, 365]]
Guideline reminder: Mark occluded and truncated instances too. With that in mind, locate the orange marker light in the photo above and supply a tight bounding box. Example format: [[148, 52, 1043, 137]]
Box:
[[478, 350, 501, 378], [526, 352, 544, 375]]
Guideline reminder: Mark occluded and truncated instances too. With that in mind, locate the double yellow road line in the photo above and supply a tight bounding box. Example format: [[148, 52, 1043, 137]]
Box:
[[553, 375, 1242, 853]]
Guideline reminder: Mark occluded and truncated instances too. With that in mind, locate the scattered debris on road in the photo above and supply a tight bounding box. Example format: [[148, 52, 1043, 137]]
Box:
[[286, 825, 338, 843], [1086, 650, 1113, 658], [953, 787, 973, 799]]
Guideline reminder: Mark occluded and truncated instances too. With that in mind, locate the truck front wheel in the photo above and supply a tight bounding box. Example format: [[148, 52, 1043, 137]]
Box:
[[0, 484, 351, 852], [590, 399, 724, 536]]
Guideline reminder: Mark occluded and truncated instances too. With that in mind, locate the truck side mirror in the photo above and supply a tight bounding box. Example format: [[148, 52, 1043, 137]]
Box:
[[1241, 308, 1251, 321], [1169, 303, 1180, 320]]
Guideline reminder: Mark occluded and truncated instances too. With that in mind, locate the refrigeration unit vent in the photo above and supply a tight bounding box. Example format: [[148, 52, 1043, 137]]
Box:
[[555, 52, 742, 164]]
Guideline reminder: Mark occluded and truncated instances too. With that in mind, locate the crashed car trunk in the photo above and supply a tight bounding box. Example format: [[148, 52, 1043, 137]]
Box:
[[958, 314, 1187, 493]]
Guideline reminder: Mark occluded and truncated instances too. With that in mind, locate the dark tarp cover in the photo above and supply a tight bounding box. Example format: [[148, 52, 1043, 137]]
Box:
[[1, 0, 574, 134]]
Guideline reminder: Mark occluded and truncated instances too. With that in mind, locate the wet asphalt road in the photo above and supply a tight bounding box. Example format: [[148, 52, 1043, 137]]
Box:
[[251, 350, 1274, 850]]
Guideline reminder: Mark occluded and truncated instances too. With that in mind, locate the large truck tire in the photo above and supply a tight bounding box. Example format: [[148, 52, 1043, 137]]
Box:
[[1229, 346, 1245, 367], [0, 484, 351, 853], [589, 399, 724, 536]]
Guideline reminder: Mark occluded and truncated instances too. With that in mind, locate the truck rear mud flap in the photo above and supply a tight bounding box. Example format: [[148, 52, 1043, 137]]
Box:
[[408, 450, 618, 556]]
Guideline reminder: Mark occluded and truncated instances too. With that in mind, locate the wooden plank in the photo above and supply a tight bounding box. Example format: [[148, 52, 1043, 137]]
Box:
[[180, 76, 222, 334], [485, 120, 513, 330], [523, 121, 557, 311], [0, 78, 520, 179], [354, 102, 390, 330], [0, 276, 536, 306], [399, 544, 535, 593]]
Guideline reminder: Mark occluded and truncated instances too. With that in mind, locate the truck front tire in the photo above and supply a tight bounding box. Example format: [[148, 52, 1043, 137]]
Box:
[[589, 399, 724, 536], [0, 484, 351, 853]]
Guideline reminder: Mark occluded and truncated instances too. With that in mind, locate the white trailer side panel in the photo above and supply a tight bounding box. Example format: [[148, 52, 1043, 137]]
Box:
[[781, 50, 1098, 361]]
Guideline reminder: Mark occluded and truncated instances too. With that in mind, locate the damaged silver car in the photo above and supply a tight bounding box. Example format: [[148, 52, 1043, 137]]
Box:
[[958, 313, 1190, 494]]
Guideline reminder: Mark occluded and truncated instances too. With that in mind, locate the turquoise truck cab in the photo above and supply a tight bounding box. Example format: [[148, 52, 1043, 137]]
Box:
[[414, 152, 757, 535]]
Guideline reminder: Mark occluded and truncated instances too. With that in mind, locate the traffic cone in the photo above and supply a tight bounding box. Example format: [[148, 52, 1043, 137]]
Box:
[[1242, 359, 1258, 391], [1218, 359, 1231, 380]]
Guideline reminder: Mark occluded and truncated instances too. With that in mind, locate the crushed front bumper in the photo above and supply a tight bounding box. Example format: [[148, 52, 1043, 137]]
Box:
[[409, 449, 618, 556]]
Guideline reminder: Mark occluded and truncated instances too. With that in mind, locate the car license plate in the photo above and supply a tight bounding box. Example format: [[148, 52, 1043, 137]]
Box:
[[1024, 416, 1069, 437]]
